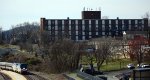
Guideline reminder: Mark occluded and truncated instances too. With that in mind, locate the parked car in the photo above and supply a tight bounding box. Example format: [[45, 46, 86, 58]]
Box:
[[127, 63, 135, 69], [142, 64, 150, 68], [137, 63, 150, 68]]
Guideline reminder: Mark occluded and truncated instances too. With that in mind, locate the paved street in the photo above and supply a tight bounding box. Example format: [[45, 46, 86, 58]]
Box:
[[104, 69, 131, 80]]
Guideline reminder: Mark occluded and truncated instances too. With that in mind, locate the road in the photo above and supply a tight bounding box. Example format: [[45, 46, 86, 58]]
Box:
[[103, 69, 132, 80]]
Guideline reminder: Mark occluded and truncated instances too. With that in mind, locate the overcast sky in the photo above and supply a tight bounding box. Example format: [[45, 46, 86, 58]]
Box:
[[0, 0, 150, 30]]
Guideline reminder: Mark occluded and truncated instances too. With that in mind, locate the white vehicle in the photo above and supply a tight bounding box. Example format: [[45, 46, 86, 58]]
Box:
[[137, 63, 150, 68], [127, 63, 135, 69]]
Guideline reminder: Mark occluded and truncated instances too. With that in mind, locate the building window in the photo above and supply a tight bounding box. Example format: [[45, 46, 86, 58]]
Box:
[[76, 31, 78, 35], [48, 20, 51, 26], [69, 25, 71, 31], [82, 32, 85, 35], [129, 20, 131, 24], [55, 31, 58, 36], [109, 20, 111, 24], [89, 32, 91, 35], [55, 25, 58, 31], [102, 20, 105, 25], [102, 25, 105, 31], [83, 36, 85, 40], [62, 20, 64, 25], [96, 32, 98, 35], [76, 36, 78, 40], [89, 20, 91, 24], [122, 20, 124, 24], [116, 20, 118, 24], [52, 20, 55, 24], [69, 31, 71, 35], [102, 32, 105, 36], [96, 20, 98, 24], [135, 20, 138, 24], [48, 26, 51, 30]]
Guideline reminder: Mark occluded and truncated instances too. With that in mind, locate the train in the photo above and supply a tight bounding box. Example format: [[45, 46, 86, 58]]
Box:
[[0, 62, 28, 74]]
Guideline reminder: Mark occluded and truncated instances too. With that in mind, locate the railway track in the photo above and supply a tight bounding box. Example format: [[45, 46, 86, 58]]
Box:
[[0, 72, 12, 80], [24, 72, 47, 80]]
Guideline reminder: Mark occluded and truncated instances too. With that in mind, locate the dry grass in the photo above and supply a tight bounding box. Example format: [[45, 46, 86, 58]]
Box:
[[31, 71, 67, 80]]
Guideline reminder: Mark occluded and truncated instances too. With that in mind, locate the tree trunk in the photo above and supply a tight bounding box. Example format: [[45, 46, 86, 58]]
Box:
[[97, 60, 105, 71]]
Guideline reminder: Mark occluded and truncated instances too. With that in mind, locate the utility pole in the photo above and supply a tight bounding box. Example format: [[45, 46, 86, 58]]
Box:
[[139, 45, 142, 67]]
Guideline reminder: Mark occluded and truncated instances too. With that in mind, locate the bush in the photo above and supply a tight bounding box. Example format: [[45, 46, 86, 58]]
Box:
[[26, 58, 41, 65]]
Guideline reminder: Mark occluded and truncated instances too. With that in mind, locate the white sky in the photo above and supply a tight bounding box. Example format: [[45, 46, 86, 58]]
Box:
[[0, 0, 150, 30]]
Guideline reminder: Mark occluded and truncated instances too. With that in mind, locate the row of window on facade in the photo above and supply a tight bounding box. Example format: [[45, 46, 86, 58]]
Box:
[[45, 25, 145, 32], [49, 32, 122, 40], [49, 30, 123, 37], [45, 19, 146, 25]]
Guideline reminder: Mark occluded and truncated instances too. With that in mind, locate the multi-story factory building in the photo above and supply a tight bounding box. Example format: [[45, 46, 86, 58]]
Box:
[[40, 10, 149, 41]]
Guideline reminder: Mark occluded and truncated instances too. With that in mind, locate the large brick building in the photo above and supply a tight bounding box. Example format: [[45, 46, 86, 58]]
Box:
[[40, 10, 149, 41]]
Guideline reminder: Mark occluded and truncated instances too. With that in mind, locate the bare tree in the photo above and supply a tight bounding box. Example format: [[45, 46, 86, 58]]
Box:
[[142, 12, 150, 19], [39, 31, 51, 48], [42, 39, 82, 73], [91, 37, 114, 71], [9, 22, 39, 54], [142, 12, 150, 28], [10, 22, 39, 44]]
